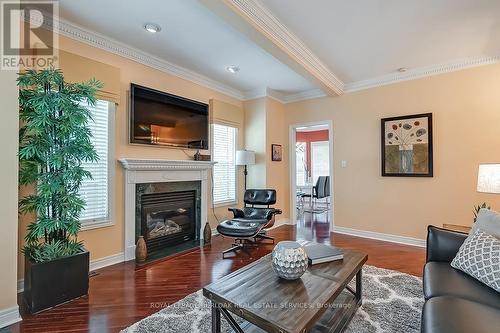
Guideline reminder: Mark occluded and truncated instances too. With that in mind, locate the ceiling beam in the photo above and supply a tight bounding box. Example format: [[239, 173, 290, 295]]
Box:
[[199, 0, 344, 96]]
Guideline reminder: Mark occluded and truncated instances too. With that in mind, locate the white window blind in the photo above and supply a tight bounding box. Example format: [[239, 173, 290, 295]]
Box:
[[212, 124, 237, 205], [311, 141, 330, 184], [79, 100, 111, 224], [296, 142, 307, 186]]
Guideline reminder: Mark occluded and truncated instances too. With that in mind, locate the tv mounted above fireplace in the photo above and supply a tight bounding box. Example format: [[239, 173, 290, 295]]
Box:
[[130, 84, 209, 150]]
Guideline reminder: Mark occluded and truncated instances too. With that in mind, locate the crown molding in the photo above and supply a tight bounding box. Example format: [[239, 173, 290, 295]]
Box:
[[242, 87, 289, 103], [242, 87, 267, 101], [28, 9, 500, 104], [344, 55, 500, 92], [282, 88, 327, 103], [223, 0, 344, 95], [30, 14, 246, 100]]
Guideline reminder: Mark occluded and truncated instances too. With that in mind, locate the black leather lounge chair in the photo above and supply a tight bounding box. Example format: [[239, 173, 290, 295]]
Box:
[[217, 189, 282, 258]]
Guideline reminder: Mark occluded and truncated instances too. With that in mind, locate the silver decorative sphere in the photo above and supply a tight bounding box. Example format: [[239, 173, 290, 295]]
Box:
[[272, 241, 308, 280]]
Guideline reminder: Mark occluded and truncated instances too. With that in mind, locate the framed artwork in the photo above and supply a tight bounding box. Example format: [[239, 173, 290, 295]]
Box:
[[271, 144, 282, 161], [381, 113, 433, 177]]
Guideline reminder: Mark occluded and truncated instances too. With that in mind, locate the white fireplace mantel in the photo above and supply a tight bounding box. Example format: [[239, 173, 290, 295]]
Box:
[[119, 158, 216, 261]]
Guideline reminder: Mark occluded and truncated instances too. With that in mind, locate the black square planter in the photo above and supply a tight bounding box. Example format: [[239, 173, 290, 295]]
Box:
[[24, 249, 89, 313]]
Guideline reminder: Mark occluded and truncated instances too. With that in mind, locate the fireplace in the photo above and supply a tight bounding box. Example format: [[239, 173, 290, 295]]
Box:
[[135, 181, 202, 261], [119, 159, 215, 262], [141, 190, 196, 253]]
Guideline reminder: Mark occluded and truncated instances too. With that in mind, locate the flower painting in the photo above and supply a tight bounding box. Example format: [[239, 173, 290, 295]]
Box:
[[381, 113, 433, 177]]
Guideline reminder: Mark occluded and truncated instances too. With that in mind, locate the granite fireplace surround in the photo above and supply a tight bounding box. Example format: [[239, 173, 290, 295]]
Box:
[[119, 159, 215, 261]]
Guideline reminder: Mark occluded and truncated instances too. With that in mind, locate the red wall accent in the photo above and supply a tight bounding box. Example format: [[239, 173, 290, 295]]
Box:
[[296, 130, 329, 176]]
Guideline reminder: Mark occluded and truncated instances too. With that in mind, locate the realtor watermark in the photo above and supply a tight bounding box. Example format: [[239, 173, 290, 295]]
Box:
[[1, 0, 59, 70]]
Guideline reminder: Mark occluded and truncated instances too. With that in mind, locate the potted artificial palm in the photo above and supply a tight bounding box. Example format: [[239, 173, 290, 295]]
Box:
[[18, 69, 102, 313]]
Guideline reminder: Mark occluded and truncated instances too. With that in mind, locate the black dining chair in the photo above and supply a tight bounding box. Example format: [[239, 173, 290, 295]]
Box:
[[301, 176, 330, 212]]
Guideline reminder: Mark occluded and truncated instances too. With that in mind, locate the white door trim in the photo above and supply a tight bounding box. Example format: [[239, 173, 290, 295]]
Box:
[[289, 120, 334, 228]]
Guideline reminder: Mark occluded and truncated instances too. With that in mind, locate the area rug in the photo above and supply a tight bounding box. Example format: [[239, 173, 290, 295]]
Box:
[[121, 265, 423, 333]]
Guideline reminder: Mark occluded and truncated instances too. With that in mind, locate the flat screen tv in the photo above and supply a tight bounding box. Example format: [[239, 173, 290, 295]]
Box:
[[130, 84, 209, 149]]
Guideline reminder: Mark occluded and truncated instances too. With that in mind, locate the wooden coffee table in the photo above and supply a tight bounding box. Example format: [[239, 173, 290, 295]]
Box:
[[203, 247, 368, 333]]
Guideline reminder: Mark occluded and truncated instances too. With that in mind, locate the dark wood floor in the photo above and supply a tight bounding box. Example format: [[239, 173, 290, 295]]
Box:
[[8, 215, 425, 333]]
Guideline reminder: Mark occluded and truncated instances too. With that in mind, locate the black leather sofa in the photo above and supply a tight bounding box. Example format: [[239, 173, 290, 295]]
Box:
[[421, 226, 500, 333]]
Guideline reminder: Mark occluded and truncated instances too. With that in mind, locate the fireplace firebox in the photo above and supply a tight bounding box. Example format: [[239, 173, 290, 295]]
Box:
[[135, 180, 202, 262], [141, 190, 196, 253]]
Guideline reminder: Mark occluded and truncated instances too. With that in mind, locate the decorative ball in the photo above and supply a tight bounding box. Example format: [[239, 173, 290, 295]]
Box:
[[272, 241, 308, 280]]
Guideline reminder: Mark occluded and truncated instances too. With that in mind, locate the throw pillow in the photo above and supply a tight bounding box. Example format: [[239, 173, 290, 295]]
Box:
[[471, 208, 500, 238], [451, 229, 500, 292]]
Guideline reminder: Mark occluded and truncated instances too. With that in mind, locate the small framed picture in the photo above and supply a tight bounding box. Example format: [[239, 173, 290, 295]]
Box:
[[381, 113, 433, 177], [271, 144, 282, 161]]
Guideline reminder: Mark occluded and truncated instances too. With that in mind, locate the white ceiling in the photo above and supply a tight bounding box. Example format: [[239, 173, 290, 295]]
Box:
[[263, 0, 500, 83], [58, 0, 316, 96], [58, 0, 500, 101]]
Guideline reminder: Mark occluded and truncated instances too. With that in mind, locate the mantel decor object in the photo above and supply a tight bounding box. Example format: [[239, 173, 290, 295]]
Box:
[[136, 236, 147, 263], [272, 241, 308, 280], [381, 113, 433, 177], [203, 222, 212, 244]]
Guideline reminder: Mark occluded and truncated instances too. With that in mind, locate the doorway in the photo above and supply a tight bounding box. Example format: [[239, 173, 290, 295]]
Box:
[[289, 121, 334, 229]]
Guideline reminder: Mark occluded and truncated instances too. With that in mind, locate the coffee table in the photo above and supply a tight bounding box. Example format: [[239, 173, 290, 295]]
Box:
[[203, 247, 368, 333]]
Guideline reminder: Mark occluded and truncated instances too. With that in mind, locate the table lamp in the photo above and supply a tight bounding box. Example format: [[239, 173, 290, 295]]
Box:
[[236, 150, 255, 190], [477, 164, 500, 194], [476, 163, 500, 215]]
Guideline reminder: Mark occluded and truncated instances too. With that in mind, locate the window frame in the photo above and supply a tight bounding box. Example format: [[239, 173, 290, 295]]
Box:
[[80, 101, 116, 231], [211, 122, 239, 208]]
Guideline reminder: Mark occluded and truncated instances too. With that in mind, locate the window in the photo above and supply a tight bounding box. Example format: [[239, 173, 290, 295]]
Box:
[[296, 142, 307, 186], [212, 123, 237, 205], [79, 100, 113, 228], [311, 141, 330, 184]]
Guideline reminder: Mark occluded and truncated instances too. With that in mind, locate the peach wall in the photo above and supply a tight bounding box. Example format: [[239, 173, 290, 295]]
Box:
[[243, 98, 267, 189], [18, 34, 244, 278], [0, 67, 20, 315], [266, 98, 290, 219], [285, 64, 500, 240]]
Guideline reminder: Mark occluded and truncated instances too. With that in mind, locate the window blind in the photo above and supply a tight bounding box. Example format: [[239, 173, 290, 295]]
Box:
[[296, 142, 307, 186], [212, 124, 237, 205], [79, 100, 111, 224], [311, 141, 330, 184]]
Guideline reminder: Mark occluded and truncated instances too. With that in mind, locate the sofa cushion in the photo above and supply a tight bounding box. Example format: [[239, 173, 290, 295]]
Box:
[[471, 208, 500, 238], [421, 296, 500, 333], [423, 262, 500, 309], [451, 229, 500, 292]]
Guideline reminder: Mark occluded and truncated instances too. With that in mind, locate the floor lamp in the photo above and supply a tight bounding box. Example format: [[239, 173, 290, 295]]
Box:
[[236, 150, 255, 190]]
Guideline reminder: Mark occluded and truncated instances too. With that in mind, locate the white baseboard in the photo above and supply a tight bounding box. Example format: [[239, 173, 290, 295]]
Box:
[[270, 218, 292, 229], [0, 306, 21, 328], [333, 226, 426, 248], [17, 252, 126, 293], [89, 252, 125, 271]]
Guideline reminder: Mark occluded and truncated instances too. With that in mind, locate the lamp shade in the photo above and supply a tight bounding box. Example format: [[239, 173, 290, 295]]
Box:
[[477, 164, 500, 194], [235, 150, 255, 166]]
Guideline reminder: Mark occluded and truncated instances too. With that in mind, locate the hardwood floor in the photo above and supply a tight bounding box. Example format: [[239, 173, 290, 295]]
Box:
[[8, 215, 425, 333]]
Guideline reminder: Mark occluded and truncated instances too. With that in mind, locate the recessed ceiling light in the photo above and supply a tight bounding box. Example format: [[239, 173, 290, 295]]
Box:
[[225, 66, 240, 74], [397, 67, 408, 73], [144, 23, 161, 33]]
